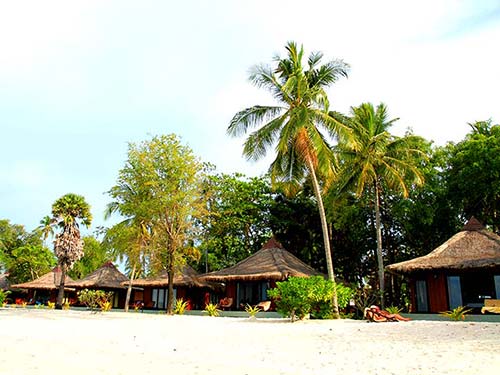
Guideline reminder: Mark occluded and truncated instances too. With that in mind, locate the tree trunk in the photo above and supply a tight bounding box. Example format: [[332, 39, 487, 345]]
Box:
[[306, 157, 340, 319], [166, 262, 175, 315], [124, 264, 136, 313], [374, 180, 385, 308], [55, 264, 66, 310]]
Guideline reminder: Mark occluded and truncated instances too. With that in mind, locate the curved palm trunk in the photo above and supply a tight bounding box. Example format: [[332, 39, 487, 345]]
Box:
[[306, 158, 340, 319], [124, 264, 136, 313], [55, 264, 67, 310], [374, 180, 385, 308]]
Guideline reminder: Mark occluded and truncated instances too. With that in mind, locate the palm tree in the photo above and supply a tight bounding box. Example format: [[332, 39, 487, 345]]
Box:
[[228, 41, 351, 317], [51, 193, 92, 309], [333, 103, 424, 307], [38, 215, 55, 247]]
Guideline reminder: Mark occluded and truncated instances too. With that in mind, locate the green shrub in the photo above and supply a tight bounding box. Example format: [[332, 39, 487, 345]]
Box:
[[267, 276, 353, 321], [245, 304, 261, 318], [204, 302, 220, 317], [440, 306, 472, 321], [0, 290, 10, 306], [77, 289, 113, 312], [385, 306, 403, 314], [174, 298, 189, 315]]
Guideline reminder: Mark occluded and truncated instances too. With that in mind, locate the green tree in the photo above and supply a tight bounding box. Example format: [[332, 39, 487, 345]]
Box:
[[51, 193, 92, 309], [0, 220, 55, 283], [68, 236, 113, 280], [198, 173, 273, 271], [445, 120, 500, 232], [38, 215, 55, 246], [227, 42, 350, 318], [333, 103, 424, 307], [111, 134, 206, 314], [102, 221, 150, 312]]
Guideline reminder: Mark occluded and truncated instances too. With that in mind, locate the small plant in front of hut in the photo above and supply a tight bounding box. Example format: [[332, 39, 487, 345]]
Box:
[[204, 303, 220, 317], [78, 289, 113, 313], [385, 306, 403, 314], [0, 290, 10, 307], [440, 306, 472, 321], [245, 304, 261, 319], [174, 298, 189, 315], [100, 300, 112, 312], [47, 301, 56, 309], [62, 298, 71, 310]]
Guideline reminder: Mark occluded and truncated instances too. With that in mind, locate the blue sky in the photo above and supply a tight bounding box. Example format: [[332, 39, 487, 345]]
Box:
[[1, 0, 500, 234]]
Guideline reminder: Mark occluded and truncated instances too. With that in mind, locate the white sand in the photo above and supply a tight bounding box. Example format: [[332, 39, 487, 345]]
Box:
[[1, 308, 499, 375]]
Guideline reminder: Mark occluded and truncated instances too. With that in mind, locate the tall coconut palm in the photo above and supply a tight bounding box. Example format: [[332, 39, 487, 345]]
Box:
[[333, 103, 424, 307], [228, 41, 351, 317], [51, 193, 92, 309], [38, 215, 55, 247]]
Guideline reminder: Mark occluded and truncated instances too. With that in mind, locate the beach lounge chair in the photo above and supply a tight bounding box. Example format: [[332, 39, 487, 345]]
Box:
[[219, 297, 233, 310], [481, 299, 500, 314], [256, 300, 271, 311]]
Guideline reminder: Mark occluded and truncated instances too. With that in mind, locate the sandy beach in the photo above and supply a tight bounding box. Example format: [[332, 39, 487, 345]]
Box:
[[1, 308, 499, 375]]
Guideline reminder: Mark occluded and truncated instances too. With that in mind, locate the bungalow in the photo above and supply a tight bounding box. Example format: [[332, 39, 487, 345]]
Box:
[[386, 217, 500, 313], [67, 261, 128, 308], [125, 265, 215, 310], [10, 266, 76, 304], [200, 237, 322, 310]]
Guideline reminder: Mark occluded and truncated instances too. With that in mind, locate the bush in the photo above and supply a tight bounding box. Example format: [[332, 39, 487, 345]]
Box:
[[440, 306, 472, 321], [77, 289, 113, 312], [174, 298, 189, 315], [204, 302, 220, 317], [267, 276, 353, 321], [0, 290, 10, 306]]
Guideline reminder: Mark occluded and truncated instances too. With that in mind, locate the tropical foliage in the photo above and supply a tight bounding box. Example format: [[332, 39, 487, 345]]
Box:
[[268, 276, 353, 321], [228, 41, 351, 318], [77, 289, 113, 313], [198, 173, 274, 271], [107, 134, 205, 314], [51, 193, 92, 309], [333, 102, 425, 306], [0, 219, 56, 283]]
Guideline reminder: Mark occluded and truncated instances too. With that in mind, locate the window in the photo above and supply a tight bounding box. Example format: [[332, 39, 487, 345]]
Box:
[[447, 276, 463, 309], [415, 279, 428, 312]]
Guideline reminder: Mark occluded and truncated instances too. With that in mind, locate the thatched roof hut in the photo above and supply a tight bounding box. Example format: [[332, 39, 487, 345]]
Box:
[[67, 261, 128, 290], [125, 265, 211, 288], [387, 217, 500, 274], [200, 237, 322, 282], [10, 267, 75, 290]]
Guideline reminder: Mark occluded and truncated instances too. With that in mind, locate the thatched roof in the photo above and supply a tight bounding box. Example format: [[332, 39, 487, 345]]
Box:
[[67, 261, 128, 289], [10, 267, 75, 290], [124, 265, 211, 288], [1, 273, 10, 290], [387, 217, 500, 274], [200, 237, 322, 282]]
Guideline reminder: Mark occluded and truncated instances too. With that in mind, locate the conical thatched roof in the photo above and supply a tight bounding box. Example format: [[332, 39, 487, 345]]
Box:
[[67, 261, 128, 289], [387, 217, 500, 274], [10, 267, 75, 290], [124, 265, 211, 288], [200, 237, 322, 282]]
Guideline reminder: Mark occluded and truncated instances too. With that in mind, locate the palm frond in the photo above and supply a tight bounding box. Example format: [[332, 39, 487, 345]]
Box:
[[228, 106, 284, 137]]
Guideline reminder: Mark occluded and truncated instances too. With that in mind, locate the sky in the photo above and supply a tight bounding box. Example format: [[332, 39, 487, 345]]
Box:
[[1, 0, 500, 234]]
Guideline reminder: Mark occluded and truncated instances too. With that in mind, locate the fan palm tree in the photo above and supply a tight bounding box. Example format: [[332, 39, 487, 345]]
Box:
[[333, 103, 424, 307], [228, 41, 351, 317], [51, 193, 92, 309]]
